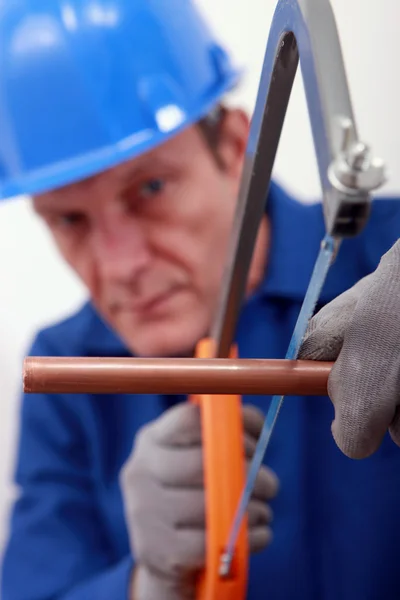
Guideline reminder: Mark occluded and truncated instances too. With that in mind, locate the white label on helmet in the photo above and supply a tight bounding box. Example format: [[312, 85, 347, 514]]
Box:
[[156, 105, 186, 133]]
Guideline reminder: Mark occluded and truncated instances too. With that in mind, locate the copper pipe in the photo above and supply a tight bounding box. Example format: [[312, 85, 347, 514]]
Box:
[[23, 357, 332, 396]]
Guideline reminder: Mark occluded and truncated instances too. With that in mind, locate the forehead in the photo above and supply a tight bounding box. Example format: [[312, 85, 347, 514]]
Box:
[[33, 125, 208, 209]]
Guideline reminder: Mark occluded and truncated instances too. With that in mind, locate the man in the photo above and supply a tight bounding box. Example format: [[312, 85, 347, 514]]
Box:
[[1, 1, 400, 599]]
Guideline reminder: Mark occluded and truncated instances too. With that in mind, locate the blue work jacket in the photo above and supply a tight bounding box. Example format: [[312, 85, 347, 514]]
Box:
[[3, 182, 400, 600]]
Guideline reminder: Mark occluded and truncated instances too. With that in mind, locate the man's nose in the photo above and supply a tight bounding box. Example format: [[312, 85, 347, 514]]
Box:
[[92, 219, 151, 282]]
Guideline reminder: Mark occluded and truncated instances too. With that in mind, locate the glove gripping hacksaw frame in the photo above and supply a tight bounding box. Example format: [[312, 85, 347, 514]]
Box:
[[23, 0, 386, 598]]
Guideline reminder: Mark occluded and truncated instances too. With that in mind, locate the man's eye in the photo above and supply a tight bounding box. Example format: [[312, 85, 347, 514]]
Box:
[[55, 213, 85, 229], [139, 178, 165, 198]]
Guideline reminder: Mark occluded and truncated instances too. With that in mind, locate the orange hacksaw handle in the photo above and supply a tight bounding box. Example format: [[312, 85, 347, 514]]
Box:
[[190, 338, 248, 600]]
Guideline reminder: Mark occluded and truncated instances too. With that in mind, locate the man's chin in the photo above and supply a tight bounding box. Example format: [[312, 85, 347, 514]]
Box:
[[115, 320, 206, 358]]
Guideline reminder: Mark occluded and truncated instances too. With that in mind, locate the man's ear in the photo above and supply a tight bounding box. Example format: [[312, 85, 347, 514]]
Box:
[[31, 196, 39, 213], [216, 108, 250, 179]]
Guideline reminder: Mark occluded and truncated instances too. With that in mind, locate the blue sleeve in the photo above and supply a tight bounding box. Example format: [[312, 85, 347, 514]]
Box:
[[1, 334, 134, 600]]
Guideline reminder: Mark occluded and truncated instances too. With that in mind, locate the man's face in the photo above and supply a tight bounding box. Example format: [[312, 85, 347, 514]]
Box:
[[33, 109, 266, 357]]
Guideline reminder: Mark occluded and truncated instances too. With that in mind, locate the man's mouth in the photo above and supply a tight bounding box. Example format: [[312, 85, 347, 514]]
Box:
[[118, 288, 180, 316]]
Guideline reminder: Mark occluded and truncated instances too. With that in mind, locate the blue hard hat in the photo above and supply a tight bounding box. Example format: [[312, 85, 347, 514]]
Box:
[[0, 0, 240, 200]]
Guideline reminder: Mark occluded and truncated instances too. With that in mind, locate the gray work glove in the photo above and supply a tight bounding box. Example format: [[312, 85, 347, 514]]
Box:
[[120, 402, 279, 600], [299, 238, 400, 459]]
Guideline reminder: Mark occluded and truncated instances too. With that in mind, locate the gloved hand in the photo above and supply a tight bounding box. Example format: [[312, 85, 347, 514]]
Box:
[[299, 238, 400, 460], [120, 402, 279, 600]]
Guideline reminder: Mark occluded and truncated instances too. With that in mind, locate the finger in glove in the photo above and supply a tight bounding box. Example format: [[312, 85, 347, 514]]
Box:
[[299, 275, 372, 361]]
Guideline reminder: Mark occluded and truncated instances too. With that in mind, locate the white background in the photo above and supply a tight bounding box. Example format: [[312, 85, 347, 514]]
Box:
[[0, 0, 399, 558]]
